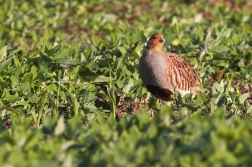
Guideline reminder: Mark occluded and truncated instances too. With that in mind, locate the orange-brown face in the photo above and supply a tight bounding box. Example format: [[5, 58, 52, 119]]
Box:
[[146, 33, 165, 51]]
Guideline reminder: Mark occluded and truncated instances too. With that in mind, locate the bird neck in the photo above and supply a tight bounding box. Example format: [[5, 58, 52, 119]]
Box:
[[145, 46, 162, 52]]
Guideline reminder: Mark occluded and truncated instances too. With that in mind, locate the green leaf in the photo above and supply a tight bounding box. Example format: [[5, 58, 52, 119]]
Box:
[[16, 100, 30, 108], [247, 106, 252, 114], [129, 82, 141, 92], [44, 84, 58, 94], [114, 57, 123, 72], [0, 46, 8, 59], [0, 56, 12, 71], [60, 84, 79, 116], [10, 76, 19, 88], [36, 93, 48, 127], [123, 78, 134, 93], [197, 26, 204, 42], [93, 76, 110, 83], [239, 93, 250, 104], [21, 82, 31, 93], [217, 94, 226, 106], [194, 14, 203, 23], [213, 106, 226, 117], [28, 96, 41, 103], [54, 116, 65, 136], [107, 87, 117, 118], [44, 27, 54, 39], [117, 46, 127, 55], [212, 81, 225, 95], [196, 91, 208, 104], [24, 131, 42, 150], [31, 65, 38, 80], [5, 94, 18, 101], [91, 34, 100, 47], [56, 59, 81, 66], [13, 55, 21, 67], [210, 45, 230, 53]]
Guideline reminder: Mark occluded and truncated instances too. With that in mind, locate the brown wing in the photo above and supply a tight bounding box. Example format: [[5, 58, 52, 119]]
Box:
[[166, 53, 202, 94]]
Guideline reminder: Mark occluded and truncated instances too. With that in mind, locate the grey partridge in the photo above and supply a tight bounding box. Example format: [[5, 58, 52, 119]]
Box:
[[139, 33, 202, 103]]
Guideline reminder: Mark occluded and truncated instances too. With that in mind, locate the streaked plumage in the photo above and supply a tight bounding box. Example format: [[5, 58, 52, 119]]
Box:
[[139, 33, 202, 102]]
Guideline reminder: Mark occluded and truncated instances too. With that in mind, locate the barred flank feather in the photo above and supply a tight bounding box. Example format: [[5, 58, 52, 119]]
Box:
[[139, 33, 202, 102], [167, 54, 201, 95]]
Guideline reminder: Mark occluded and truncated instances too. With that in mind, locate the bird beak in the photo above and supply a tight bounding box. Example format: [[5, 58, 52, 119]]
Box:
[[159, 37, 165, 43]]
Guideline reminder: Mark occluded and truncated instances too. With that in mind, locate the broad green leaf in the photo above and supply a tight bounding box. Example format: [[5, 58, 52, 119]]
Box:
[[117, 46, 127, 56], [5, 94, 18, 101], [91, 34, 100, 47], [16, 101, 30, 108], [44, 84, 58, 94], [103, 13, 117, 22], [129, 82, 141, 92], [0, 39, 6, 48], [114, 57, 123, 72], [116, 80, 124, 88], [56, 59, 81, 66], [21, 82, 31, 93], [196, 91, 208, 104], [28, 96, 41, 103], [0, 45, 8, 58], [164, 32, 176, 44], [31, 65, 38, 80], [42, 117, 57, 134], [0, 57, 12, 71], [123, 78, 134, 93], [10, 76, 19, 88], [212, 81, 225, 95], [24, 131, 42, 150], [217, 94, 226, 106], [210, 45, 230, 53], [13, 55, 21, 67], [247, 106, 252, 114], [197, 26, 204, 42], [213, 106, 226, 117], [93, 76, 110, 83], [44, 27, 54, 39], [194, 14, 203, 23], [1, 2, 252, 166], [0, 82, 8, 90], [54, 116, 65, 136], [239, 93, 250, 104]]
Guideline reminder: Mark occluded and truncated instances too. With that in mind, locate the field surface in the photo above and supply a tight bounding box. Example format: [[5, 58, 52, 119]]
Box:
[[0, 0, 252, 166]]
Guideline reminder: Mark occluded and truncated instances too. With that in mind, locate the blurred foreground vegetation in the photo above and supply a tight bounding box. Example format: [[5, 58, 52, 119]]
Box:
[[0, 0, 252, 166]]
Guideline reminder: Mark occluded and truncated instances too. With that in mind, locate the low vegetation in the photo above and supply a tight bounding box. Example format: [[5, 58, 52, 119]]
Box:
[[0, 0, 252, 166]]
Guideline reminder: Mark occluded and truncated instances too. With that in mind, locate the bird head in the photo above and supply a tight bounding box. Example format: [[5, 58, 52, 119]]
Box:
[[146, 33, 165, 51]]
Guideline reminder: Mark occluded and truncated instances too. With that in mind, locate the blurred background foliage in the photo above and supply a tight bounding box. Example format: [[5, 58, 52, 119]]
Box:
[[0, 0, 252, 166]]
